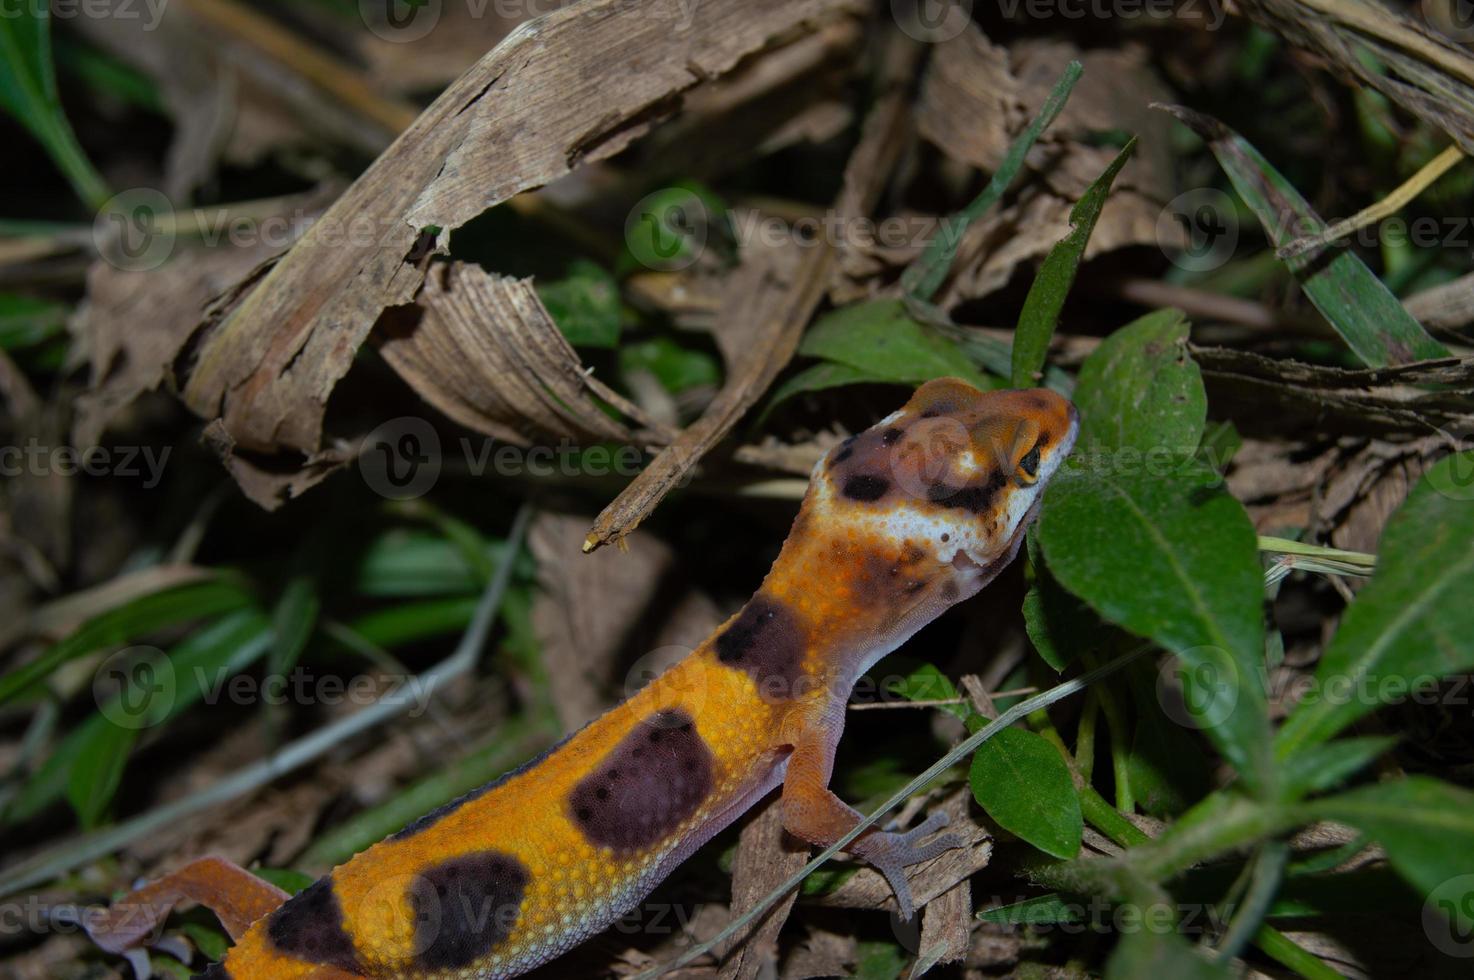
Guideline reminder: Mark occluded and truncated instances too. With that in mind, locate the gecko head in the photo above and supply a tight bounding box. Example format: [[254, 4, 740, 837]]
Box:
[[818, 378, 1079, 582]]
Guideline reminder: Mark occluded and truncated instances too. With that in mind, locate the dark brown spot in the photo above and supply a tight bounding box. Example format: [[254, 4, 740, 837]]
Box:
[[941, 580, 960, 600], [410, 851, 529, 970], [569, 710, 715, 852], [266, 878, 360, 974], [843, 474, 890, 501], [833, 443, 854, 463], [881, 427, 903, 445], [714, 596, 806, 702]]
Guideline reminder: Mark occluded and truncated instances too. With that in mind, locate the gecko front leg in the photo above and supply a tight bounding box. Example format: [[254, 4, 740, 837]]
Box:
[[778, 701, 962, 920]]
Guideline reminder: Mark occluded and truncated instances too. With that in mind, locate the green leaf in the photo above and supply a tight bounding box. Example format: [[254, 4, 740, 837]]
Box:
[[269, 576, 320, 678], [886, 661, 971, 725], [1164, 106, 1447, 367], [969, 726, 1082, 859], [538, 259, 622, 348], [1277, 452, 1474, 756], [1021, 537, 1100, 672], [799, 299, 988, 388], [8, 611, 271, 823], [1012, 138, 1136, 388], [0, 293, 66, 350], [618, 337, 720, 394], [1306, 777, 1474, 926], [903, 60, 1083, 301], [853, 940, 907, 980], [0, 580, 251, 704], [1038, 465, 1272, 791], [1106, 929, 1237, 980], [976, 893, 1081, 925], [66, 722, 137, 828], [1125, 660, 1210, 816], [0, 5, 110, 208], [1074, 309, 1206, 455], [1280, 737, 1395, 798], [761, 362, 905, 422]]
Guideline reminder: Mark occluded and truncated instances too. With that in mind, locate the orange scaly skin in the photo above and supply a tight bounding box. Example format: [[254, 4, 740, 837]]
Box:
[[115, 379, 1078, 980]]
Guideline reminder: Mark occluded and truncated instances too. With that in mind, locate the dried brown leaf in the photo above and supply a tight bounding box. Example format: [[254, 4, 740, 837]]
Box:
[[529, 513, 676, 729], [175, 0, 861, 501], [718, 797, 809, 980], [378, 263, 662, 447]]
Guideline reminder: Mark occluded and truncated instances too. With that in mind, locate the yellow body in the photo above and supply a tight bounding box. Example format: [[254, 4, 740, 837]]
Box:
[[163, 379, 1080, 979]]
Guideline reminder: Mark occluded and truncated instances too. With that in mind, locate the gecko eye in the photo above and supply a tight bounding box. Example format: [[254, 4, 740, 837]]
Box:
[[1017, 444, 1041, 483]]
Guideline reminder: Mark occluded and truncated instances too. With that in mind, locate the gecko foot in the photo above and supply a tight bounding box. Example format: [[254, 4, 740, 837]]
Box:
[[848, 810, 965, 920]]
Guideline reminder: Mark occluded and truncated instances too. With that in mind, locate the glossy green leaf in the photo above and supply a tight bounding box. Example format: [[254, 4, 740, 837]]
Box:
[[1011, 138, 1136, 388], [0, 579, 250, 704], [969, 726, 1082, 859], [761, 362, 904, 423], [1307, 777, 1474, 935], [1280, 737, 1395, 798], [976, 893, 1080, 925], [887, 661, 971, 726], [538, 259, 622, 348], [8, 611, 271, 823], [1074, 309, 1205, 455], [1165, 105, 1447, 367], [269, 575, 320, 678], [1038, 464, 1272, 790], [1021, 537, 1101, 672], [1277, 452, 1474, 756], [903, 60, 1083, 301], [67, 723, 137, 828], [619, 337, 719, 394], [799, 299, 988, 388], [0, 5, 110, 208]]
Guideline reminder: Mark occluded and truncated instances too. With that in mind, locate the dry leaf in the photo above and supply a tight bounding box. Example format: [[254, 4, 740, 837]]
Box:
[[529, 513, 676, 729], [378, 263, 663, 447], [175, 0, 862, 500], [717, 797, 808, 980]]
